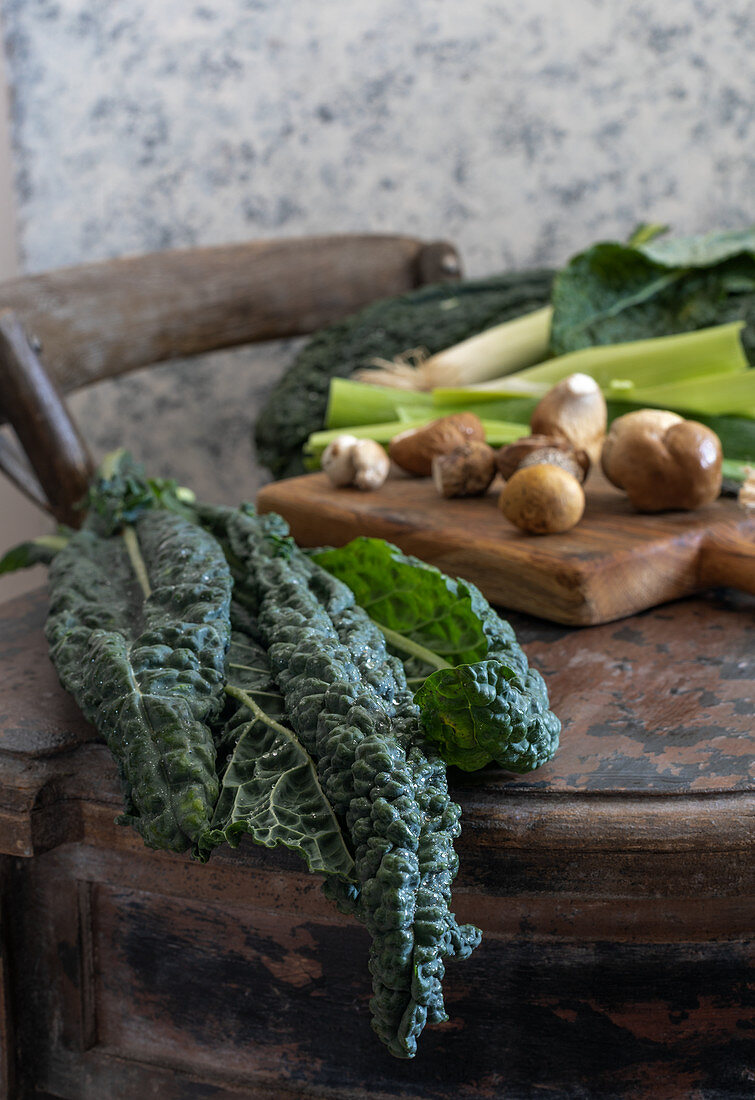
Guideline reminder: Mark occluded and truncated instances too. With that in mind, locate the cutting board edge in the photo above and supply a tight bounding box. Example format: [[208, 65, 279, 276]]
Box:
[[256, 484, 707, 625]]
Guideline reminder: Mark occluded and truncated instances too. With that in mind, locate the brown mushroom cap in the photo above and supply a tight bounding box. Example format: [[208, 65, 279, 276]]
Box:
[[601, 409, 723, 512], [530, 373, 607, 466], [389, 413, 485, 476], [497, 435, 590, 483], [432, 441, 497, 497], [518, 447, 589, 484], [496, 435, 571, 479], [498, 463, 585, 534]]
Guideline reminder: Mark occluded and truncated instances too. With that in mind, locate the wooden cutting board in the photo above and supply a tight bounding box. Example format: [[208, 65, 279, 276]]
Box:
[[256, 471, 755, 625]]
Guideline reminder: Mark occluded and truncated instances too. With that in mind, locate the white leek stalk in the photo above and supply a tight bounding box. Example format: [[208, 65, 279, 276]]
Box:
[[353, 306, 553, 391]]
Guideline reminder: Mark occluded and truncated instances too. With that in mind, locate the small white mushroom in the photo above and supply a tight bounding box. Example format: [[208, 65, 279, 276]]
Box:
[[321, 434, 390, 491], [351, 439, 390, 491], [321, 434, 359, 487]]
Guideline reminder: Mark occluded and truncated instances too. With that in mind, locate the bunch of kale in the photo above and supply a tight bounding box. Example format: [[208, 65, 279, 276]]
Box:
[[43, 456, 559, 1058]]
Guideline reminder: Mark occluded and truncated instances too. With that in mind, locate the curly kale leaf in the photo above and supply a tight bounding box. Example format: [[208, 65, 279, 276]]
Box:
[[204, 506, 480, 1058], [255, 269, 554, 479], [415, 661, 561, 772], [551, 226, 755, 363], [198, 626, 356, 880], [312, 537, 558, 771], [45, 508, 231, 851]]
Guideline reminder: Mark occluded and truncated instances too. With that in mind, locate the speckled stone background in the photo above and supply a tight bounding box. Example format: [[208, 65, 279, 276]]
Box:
[[2, 0, 754, 503]]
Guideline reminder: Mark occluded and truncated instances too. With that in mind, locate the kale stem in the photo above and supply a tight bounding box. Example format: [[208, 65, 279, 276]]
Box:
[[122, 525, 151, 600], [225, 684, 296, 741], [370, 620, 451, 671], [228, 662, 272, 675]]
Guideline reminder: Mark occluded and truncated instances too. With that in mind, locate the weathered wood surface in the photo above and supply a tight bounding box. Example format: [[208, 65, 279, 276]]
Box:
[[0, 311, 94, 525], [0, 587, 753, 1098], [0, 235, 459, 397], [257, 470, 755, 625]]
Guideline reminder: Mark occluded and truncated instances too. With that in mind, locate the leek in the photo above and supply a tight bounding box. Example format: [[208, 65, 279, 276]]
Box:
[[326, 379, 433, 429], [327, 378, 538, 429], [722, 458, 752, 484], [469, 322, 748, 395], [613, 371, 755, 418], [305, 418, 525, 467], [354, 306, 553, 391]]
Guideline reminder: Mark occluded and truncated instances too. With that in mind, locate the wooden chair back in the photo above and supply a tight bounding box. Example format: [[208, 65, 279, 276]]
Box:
[[0, 234, 460, 524]]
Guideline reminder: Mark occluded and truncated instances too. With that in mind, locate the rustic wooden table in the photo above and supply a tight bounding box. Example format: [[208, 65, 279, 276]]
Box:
[[0, 587, 752, 1099]]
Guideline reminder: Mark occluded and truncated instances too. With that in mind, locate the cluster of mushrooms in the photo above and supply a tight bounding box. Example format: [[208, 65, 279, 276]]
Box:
[[321, 373, 724, 535]]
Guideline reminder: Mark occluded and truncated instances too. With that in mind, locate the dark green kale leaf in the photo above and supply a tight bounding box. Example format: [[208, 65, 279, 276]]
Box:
[[312, 537, 490, 668], [45, 508, 232, 852], [311, 537, 529, 676], [198, 623, 356, 880], [255, 270, 554, 479], [311, 537, 559, 771], [85, 448, 197, 536], [415, 660, 561, 772], [551, 226, 755, 362], [0, 532, 70, 574], [201, 505, 481, 1059]]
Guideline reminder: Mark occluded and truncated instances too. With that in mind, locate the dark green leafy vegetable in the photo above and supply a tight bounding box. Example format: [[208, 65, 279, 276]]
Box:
[[201, 504, 481, 1058], [84, 447, 197, 535], [0, 532, 70, 574], [312, 537, 559, 771], [551, 226, 755, 362], [199, 624, 356, 879], [45, 508, 232, 852], [32, 454, 560, 1059], [416, 661, 561, 772], [255, 270, 554, 479], [312, 537, 490, 667]]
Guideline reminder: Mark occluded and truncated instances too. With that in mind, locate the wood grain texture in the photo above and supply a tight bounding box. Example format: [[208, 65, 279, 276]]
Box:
[[0, 857, 16, 1100], [256, 470, 755, 624], [0, 235, 460, 395], [0, 310, 94, 524], [0, 587, 752, 859], [8, 838, 755, 1100], [0, 587, 752, 1097]]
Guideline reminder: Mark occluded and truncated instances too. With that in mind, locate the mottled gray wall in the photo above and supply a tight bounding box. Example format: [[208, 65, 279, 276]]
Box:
[[2, 0, 754, 501]]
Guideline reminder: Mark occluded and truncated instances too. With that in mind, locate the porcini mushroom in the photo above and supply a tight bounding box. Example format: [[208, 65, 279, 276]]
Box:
[[389, 413, 485, 476], [498, 463, 585, 534], [432, 441, 497, 497], [496, 435, 590, 483], [530, 373, 607, 467], [601, 409, 723, 512]]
